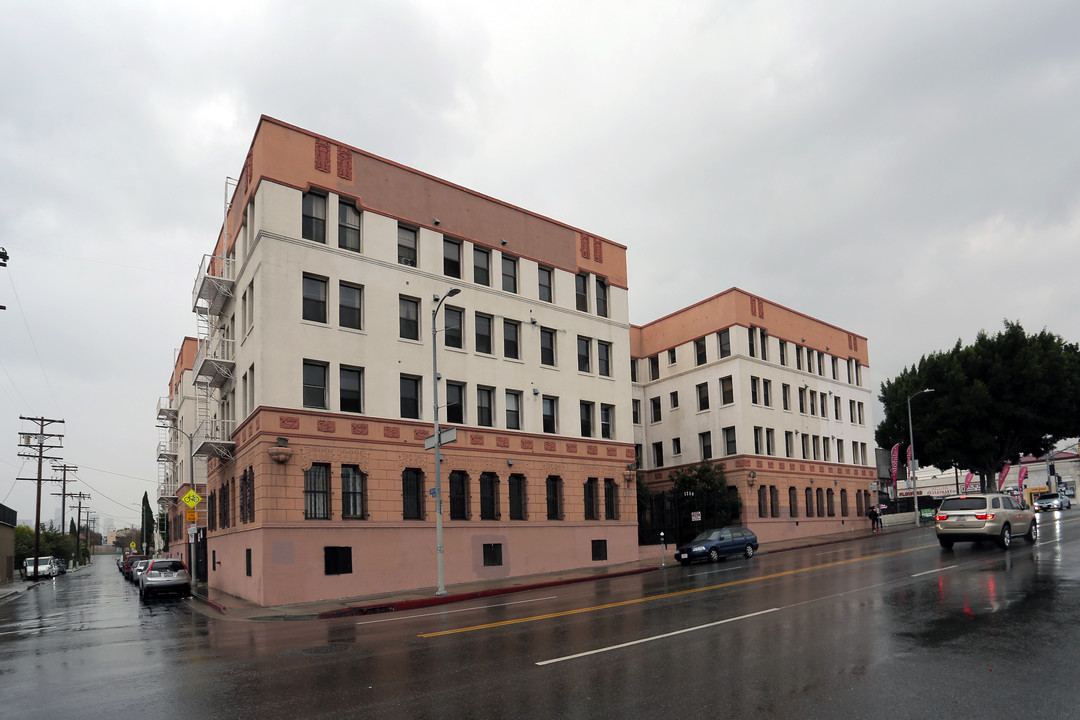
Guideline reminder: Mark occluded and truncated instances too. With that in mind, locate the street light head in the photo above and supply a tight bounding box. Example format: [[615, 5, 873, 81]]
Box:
[[446, 287, 462, 298]]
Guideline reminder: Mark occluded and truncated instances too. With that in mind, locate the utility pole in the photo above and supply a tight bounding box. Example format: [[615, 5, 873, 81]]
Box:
[[16, 417, 64, 579], [52, 463, 78, 541], [60, 492, 91, 566], [0, 246, 8, 310]]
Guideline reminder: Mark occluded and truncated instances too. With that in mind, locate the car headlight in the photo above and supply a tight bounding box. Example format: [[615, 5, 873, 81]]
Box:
[[692, 545, 706, 552]]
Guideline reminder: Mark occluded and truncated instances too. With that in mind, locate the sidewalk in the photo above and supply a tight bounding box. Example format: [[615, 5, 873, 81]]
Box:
[[192, 523, 924, 621]]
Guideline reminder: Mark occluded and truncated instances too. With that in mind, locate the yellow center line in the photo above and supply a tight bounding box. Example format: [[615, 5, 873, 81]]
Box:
[[419, 543, 936, 638]]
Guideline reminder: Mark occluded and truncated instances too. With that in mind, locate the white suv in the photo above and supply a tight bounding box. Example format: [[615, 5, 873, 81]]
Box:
[[935, 493, 1037, 550]]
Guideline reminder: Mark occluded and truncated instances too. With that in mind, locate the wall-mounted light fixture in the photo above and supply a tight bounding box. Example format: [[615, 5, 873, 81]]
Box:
[[500, 238, 507, 245], [507, 459, 514, 467], [433, 218, 441, 225], [532, 388, 539, 395]]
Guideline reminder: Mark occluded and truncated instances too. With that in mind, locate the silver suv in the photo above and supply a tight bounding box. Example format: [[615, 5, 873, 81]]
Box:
[[935, 492, 1036, 550], [138, 559, 191, 599]]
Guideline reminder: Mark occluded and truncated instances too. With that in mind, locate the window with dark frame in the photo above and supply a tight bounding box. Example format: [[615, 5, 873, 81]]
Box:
[[584, 478, 599, 520], [474, 247, 490, 286], [445, 382, 464, 424], [339, 201, 360, 251], [720, 376, 734, 404], [577, 336, 591, 372], [509, 474, 526, 520], [576, 273, 589, 311], [503, 320, 520, 359], [595, 278, 608, 317], [399, 296, 419, 340], [789, 487, 798, 518], [398, 226, 418, 266], [483, 543, 503, 566], [341, 465, 365, 519], [304, 463, 330, 519], [480, 472, 499, 520], [444, 307, 463, 349], [443, 239, 461, 278], [597, 341, 611, 377], [604, 478, 617, 520], [303, 361, 327, 409], [700, 431, 712, 460], [477, 386, 494, 427], [649, 355, 659, 380], [449, 470, 469, 520], [339, 282, 362, 329], [697, 382, 710, 411], [340, 366, 362, 414], [402, 468, 424, 519], [324, 546, 353, 575], [695, 337, 707, 365], [302, 275, 327, 323], [723, 426, 737, 455], [538, 266, 553, 302], [506, 390, 521, 430], [540, 328, 556, 366], [501, 255, 517, 293], [542, 396, 558, 433], [400, 375, 421, 419], [580, 401, 594, 437], [718, 329, 731, 358], [475, 314, 492, 354], [302, 192, 326, 244], [591, 539, 608, 562], [600, 404, 614, 439], [546, 475, 563, 520]]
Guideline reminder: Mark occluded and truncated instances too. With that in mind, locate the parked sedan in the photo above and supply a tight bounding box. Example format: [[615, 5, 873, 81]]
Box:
[[675, 526, 759, 565], [1033, 492, 1071, 512], [139, 559, 191, 599], [129, 559, 151, 584]]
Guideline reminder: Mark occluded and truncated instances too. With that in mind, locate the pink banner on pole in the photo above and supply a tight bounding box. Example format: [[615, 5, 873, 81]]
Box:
[[1018, 466, 1028, 487], [890, 444, 899, 484], [963, 472, 974, 491], [997, 463, 1012, 491], [906, 446, 913, 487]]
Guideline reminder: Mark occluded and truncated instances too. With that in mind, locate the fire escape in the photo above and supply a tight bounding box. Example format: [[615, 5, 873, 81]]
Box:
[[155, 396, 179, 505], [191, 252, 237, 461]]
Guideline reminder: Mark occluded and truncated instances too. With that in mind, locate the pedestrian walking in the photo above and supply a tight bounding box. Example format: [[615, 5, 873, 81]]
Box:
[[868, 506, 878, 533]]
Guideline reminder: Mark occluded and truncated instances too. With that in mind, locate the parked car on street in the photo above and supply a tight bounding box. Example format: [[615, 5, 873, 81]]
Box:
[[24, 556, 60, 579], [674, 526, 759, 565], [935, 492, 1037, 550], [129, 559, 151, 584], [139, 559, 191, 599], [121, 554, 147, 580], [1033, 492, 1071, 512]]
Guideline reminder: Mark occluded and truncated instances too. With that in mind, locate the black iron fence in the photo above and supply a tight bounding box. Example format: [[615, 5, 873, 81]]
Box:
[[638, 488, 743, 547]]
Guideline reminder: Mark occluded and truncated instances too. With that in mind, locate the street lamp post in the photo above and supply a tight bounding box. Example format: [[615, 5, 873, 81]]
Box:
[[432, 287, 461, 596], [908, 388, 935, 526], [160, 424, 198, 574]]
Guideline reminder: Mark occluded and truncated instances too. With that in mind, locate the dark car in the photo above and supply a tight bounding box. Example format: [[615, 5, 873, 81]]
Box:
[[121, 554, 147, 580], [675, 527, 759, 565]]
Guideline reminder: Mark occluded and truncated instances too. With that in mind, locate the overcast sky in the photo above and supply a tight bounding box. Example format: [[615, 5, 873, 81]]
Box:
[[2, 1, 1078, 529]]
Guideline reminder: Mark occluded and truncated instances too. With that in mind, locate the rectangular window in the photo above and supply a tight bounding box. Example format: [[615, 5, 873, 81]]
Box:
[[796, 346, 804, 370], [509, 474, 526, 520], [398, 226, 418, 266], [799, 387, 807, 414], [475, 314, 493, 354], [546, 476, 562, 520], [652, 441, 664, 467], [340, 366, 363, 414], [754, 426, 763, 454], [700, 431, 713, 460], [577, 336, 592, 372], [303, 361, 327, 409], [542, 396, 558, 433], [580, 401, 594, 437], [648, 355, 660, 380], [324, 546, 352, 575], [600, 404, 614, 440], [302, 192, 326, 244], [837, 440, 845, 464], [339, 282, 362, 330], [850, 400, 856, 423], [695, 337, 707, 365], [766, 428, 775, 456], [813, 435, 821, 460], [835, 396, 842, 420], [303, 463, 329, 519], [538, 266, 553, 302], [667, 348, 677, 364], [779, 340, 787, 366], [669, 391, 679, 409], [399, 296, 419, 340], [584, 478, 599, 520], [673, 437, 682, 455], [449, 470, 469, 520], [445, 382, 464, 424], [597, 341, 611, 377], [718, 329, 731, 358], [576, 273, 589, 312], [720, 376, 734, 405], [748, 327, 756, 358], [723, 426, 737, 455], [592, 539, 608, 562], [807, 350, 815, 375], [785, 431, 794, 458], [782, 384, 790, 411], [802, 434, 810, 460], [540, 328, 556, 366], [858, 402, 865, 425], [302, 275, 327, 323], [501, 255, 518, 293], [443, 239, 461, 278], [650, 396, 661, 423], [809, 390, 817, 416], [505, 390, 521, 430], [483, 543, 503, 566], [503, 320, 520, 359], [402, 468, 424, 520], [341, 465, 365, 519], [400, 375, 421, 419], [595, 278, 608, 317], [473, 247, 490, 286], [246, 548, 252, 576], [338, 201, 361, 252], [697, 382, 710, 411], [763, 379, 772, 407], [477, 386, 494, 427], [760, 329, 769, 361], [632, 399, 641, 424], [832, 356, 839, 379], [630, 358, 638, 383], [751, 377, 760, 404], [604, 478, 617, 520], [818, 351, 825, 377], [445, 307, 463, 349], [823, 439, 831, 462]]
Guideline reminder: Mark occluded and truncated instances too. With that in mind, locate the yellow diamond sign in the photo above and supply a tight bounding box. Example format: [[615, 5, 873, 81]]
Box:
[[182, 490, 202, 509]]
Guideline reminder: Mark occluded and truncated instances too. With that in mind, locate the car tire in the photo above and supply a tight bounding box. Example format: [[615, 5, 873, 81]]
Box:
[[997, 524, 1011, 550], [938, 537, 954, 550], [708, 548, 720, 563], [1026, 521, 1038, 543], [744, 545, 755, 558]]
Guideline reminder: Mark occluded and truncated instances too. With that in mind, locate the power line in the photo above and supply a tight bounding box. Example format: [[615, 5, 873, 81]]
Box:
[[5, 270, 59, 407], [71, 461, 156, 484], [74, 473, 144, 514]]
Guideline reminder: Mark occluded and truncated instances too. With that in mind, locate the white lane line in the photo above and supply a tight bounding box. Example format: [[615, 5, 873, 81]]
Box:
[[357, 595, 558, 625], [911, 565, 957, 578], [535, 608, 780, 666]]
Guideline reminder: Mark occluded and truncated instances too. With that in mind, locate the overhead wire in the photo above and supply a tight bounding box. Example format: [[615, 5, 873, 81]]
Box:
[[5, 269, 59, 408]]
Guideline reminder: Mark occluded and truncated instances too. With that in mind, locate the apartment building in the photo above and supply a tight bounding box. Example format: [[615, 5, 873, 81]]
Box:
[[179, 117, 637, 606], [632, 290, 877, 543]]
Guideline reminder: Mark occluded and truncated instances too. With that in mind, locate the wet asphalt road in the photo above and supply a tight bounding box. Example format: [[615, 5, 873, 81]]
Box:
[[3, 514, 1079, 719]]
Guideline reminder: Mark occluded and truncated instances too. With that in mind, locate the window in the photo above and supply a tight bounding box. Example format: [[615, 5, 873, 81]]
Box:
[[799, 387, 807, 414], [474, 247, 490, 286], [779, 341, 787, 366], [832, 356, 839, 379], [650, 396, 662, 423], [445, 382, 464, 424], [538, 266, 553, 302], [339, 282, 362, 330], [443, 239, 461, 278], [505, 391, 521, 430], [763, 380, 772, 407], [802, 434, 810, 459], [673, 437, 682, 455], [600, 404, 614, 439], [449, 470, 469, 520], [577, 336, 592, 372], [483, 543, 503, 566], [813, 435, 820, 460], [546, 476, 563, 520], [760, 329, 769, 361], [835, 396, 842, 420], [324, 546, 352, 575], [339, 201, 360, 251], [796, 346, 804, 370], [697, 382, 710, 411], [718, 329, 731, 358], [501, 255, 518, 293], [695, 337, 707, 365], [302, 192, 326, 243], [596, 278, 608, 317], [303, 464, 329, 519], [340, 366, 363, 413], [400, 375, 421, 419], [445, 307, 463, 349], [302, 275, 327, 323], [504, 320, 520, 359], [789, 487, 798, 518], [754, 426, 763, 454], [303, 361, 327, 409], [584, 478, 599, 520], [592, 539, 608, 561], [723, 426, 737, 455], [477, 386, 494, 427], [597, 341, 611, 377], [770, 485, 780, 518], [766, 428, 775, 456], [837, 439, 846, 464], [748, 327, 756, 358], [576, 273, 589, 311], [669, 391, 679, 409], [807, 350, 815, 375], [809, 390, 817, 416], [805, 488, 814, 517], [399, 296, 419, 340], [540, 328, 556, 366], [475, 314, 493, 354], [823, 438, 830, 462], [398, 226, 417, 266], [751, 377, 760, 404], [818, 351, 825, 377], [850, 400, 856, 423], [841, 488, 849, 516], [785, 431, 794, 458], [821, 396, 828, 419], [667, 348, 677, 364], [857, 402, 865, 425], [648, 355, 659, 380], [580, 401, 594, 437], [341, 465, 365, 519], [758, 486, 767, 518], [700, 431, 712, 460], [632, 399, 641, 424], [817, 488, 825, 517], [509, 474, 526, 520], [652, 441, 664, 467], [782, 384, 791, 410], [604, 478, 618, 520], [542, 396, 558, 433], [402, 468, 424, 520], [480, 473, 499, 520], [720, 376, 734, 405], [827, 488, 835, 516]]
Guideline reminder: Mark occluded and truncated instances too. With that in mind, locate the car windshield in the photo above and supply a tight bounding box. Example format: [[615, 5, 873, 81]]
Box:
[[939, 497, 987, 511], [1039, 493, 1059, 500], [152, 561, 184, 572], [691, 530, 723, 542]]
